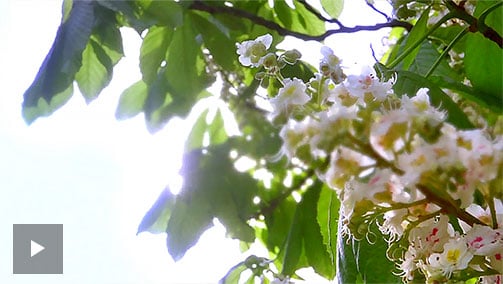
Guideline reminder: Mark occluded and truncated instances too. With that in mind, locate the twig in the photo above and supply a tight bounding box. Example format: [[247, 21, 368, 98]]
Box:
[[189, 1, 413, 42], [366, 1, 390, 21]]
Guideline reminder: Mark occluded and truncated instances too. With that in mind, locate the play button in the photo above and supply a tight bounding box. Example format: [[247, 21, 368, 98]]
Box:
[[30, 240, 45, 258], [13, 224, 63, 274]]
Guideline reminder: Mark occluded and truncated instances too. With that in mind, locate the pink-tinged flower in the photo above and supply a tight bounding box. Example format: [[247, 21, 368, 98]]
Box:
[[345, 66, 393, 102], [400, 88, 446, 126], [489, 251, 503, 273], [427, 238, 473, 277], [370, 109, 410, 161], [479, 274, 502, 284], [464, 199, 503, 229], [409, 215, 453, 255], [465, 224, 503, 256], [236, 34, 273, 67], [457, 130, 501, 188], [397, 138, 438, 186], [270, 78, 310, 118]]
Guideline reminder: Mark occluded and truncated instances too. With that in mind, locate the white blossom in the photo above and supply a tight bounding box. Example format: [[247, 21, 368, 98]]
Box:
[[236, 34, 273, 67], [270, 78, 310, 119]]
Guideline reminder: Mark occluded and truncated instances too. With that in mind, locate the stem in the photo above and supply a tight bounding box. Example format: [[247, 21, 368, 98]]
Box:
[[345, 134, 405, 175], [416, 184, 484, 226], [487, 197, 498, 229], [425, 27, 468, 78], [388, 199, 430, 211], [387, 12, 456, 69]]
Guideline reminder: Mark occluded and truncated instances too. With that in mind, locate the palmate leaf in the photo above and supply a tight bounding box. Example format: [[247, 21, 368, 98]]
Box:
[[138, 142, 258, 261], [22, 1, 95, 123]]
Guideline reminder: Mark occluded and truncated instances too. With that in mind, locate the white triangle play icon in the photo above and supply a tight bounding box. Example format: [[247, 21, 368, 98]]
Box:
[[30, 240, 45, 257]]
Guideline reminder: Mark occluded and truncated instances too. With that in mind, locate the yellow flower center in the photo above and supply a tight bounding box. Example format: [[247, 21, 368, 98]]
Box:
[[446, 249, 460, 264]]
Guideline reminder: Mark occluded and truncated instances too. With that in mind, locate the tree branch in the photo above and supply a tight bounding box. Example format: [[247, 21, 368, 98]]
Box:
[[296, 0, 344, 27], [446, 0, 503, 48], [189, 1, 413, 42]]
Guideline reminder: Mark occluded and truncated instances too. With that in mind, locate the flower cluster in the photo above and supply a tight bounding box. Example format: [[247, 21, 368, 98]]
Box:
[[237, 34, 503, 283]]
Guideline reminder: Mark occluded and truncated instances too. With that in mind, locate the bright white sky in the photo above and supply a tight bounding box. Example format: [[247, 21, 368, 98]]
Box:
[[0, 1, 391, 283]]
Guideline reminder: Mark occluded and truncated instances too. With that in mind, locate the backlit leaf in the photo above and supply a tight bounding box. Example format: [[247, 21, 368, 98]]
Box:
[[137, 188, 176, 234], [22, 1, 95, 123], [321, 0, 344, 19], [140, 26, 173, 84], [115, 80, 148, 120]]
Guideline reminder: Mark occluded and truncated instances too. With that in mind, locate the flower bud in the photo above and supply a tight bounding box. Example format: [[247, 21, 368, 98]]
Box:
[[282, 49, 302, 65], [261, 53, 277, 69]]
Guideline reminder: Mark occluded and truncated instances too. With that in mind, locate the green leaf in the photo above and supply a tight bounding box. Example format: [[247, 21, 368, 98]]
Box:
[[166, 193, 214, 261], [115, 80, 148, 120], [292, 1, 326, 35], [429, 76, 501, 114], [220, 261, 247, 284], [408, 41, 460, 80], [75, 39, 113, 102], [137, 187, 176, 234], [337, 227, 360, 284], [191, 13, 237, 70], [158, 143, 258, 261], [208, 110, 228, 146], [95, 0, 149, 33], [316, 185, 339, 275], [165, 14, 213, 98], [281, 203, 303, 276], [185, 109, 210, 152], [139, 0, 183, 28], [464, 2, 503, 106], [274, 1, 293, 29], [321, 0, 344, 19], [400, 7, 430, 70], [263, 197, 297, 254], [91, 11, 124, 64], [22, 85, 74, 124], [140, 26, 173, 84], [302, 182, 336, 279], [337, 220, 401, 283], [394, 70, 474, 129], [22, 1, 95, 123]]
